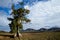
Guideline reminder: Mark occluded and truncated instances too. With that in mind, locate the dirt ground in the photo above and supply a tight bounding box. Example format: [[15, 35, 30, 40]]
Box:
[[0, 32, 60, 40]]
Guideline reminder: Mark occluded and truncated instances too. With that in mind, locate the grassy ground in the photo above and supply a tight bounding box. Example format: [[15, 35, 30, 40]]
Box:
[[0, 32, 60, 40]]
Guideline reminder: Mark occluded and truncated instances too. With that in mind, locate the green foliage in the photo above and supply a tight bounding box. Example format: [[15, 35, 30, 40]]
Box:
[[7, 18, 13, 21], [8, 2, 30, 33]]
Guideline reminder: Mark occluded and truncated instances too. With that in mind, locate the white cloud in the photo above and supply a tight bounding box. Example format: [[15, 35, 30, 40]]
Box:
[[23, 0, 60, 30], [13, 0, 23, 4], [0, 0, 23, 8], [24, 5, 30, 9], [0, 11, 9, 26], [0, 0, 11, 8], [0, 0, 60, 30], [0, 11, 10, 31]]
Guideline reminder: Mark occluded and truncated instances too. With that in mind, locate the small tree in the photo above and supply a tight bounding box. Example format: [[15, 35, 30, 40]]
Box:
[[8, 2, 30, 37]]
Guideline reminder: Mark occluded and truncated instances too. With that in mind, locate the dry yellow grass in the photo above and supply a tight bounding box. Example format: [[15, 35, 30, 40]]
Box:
[[22, 32, 60, 40], [0, 32, 60, 40]]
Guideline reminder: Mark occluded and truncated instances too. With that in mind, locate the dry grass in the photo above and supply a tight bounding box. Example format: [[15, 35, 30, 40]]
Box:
[[22, 32, 60, 40], [0, 32, 60, 40]]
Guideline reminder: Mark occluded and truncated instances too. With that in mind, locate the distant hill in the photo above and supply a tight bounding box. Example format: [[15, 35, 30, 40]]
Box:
[[21, 28, 36, 32], [21, 27, 60, 32], [0, 31, 8, 33], [25, 28, 35, 31], [48, 27, 60, 31], [37, 28, 47, 32]]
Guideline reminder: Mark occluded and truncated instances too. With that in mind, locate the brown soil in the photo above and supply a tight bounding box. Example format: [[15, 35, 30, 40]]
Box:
[[0, 32, 60, 40]]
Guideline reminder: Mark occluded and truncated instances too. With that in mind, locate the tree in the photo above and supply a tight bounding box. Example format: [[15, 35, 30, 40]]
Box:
[[8, 2, 30, 37]]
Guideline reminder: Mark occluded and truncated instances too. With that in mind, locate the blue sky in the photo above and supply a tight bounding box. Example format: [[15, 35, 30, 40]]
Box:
[[0, 0, 60, 32]]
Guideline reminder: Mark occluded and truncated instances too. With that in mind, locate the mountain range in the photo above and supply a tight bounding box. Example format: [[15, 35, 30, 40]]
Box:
[[21, 27, 60, 32]]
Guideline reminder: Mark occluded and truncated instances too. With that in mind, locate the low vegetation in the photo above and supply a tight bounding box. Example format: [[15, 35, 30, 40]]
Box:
[[0, 32, 60, 40]]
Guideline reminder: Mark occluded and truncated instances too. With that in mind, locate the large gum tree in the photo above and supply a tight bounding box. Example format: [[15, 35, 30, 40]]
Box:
[[8, 2, 30, 37]]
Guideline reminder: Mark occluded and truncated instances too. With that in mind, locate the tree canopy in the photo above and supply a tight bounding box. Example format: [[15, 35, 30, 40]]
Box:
[[8, 2, 30, 33]]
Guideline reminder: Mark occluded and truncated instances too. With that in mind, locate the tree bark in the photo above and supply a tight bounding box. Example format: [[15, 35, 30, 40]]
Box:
[[17, 26, 22, 37]]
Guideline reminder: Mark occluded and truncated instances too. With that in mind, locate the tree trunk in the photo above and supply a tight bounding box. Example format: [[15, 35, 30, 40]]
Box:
[[17, 26, 22, 37], [14, 26, 22, 38]]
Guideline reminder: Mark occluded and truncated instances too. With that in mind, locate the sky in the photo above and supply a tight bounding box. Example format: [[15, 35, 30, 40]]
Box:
[[0, 0, 60, 32]]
